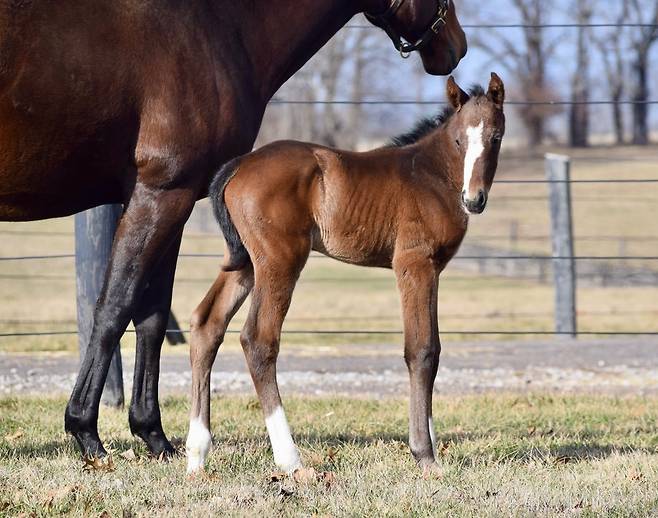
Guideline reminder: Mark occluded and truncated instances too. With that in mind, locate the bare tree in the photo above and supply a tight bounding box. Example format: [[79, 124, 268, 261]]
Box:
[[593, 7, 627, 145], [470, 0, 561, 146], [626, 0, 658, 145], [258, 22, 399, 150], [569, 0, 592, 147]]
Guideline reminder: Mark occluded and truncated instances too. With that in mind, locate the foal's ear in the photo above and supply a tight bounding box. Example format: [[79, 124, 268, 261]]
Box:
[[487, 72, 505, 108], [446, 76, 469, 111]]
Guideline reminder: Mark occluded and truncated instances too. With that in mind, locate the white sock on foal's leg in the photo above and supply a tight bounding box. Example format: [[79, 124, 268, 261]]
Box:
[[265, 406, 302, 473], [186, 417, 212, 474]]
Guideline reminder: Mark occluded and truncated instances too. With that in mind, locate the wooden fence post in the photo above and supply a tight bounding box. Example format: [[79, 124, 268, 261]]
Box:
[[75, 204, 125, 408], [545, 154, 577, 338]]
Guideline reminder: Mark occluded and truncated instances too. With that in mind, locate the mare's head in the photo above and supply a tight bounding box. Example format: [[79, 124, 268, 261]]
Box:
[[365, 0, 467, 75], [445, 73, 505, 214]]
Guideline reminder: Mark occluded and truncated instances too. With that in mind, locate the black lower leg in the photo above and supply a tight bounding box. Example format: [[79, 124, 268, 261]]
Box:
[[128, 234, 181, 457], [65, 318, 127, 456]]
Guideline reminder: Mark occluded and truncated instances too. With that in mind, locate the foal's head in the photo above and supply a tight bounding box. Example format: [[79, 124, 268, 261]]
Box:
[[445, 73, 505, 214]]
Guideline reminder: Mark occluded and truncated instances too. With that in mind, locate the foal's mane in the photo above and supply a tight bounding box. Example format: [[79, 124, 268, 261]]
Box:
[[389, 85, 485, 147]]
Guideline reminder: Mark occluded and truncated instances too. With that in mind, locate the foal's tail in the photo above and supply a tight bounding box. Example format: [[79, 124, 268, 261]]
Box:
[[209, 158, 250, 271]]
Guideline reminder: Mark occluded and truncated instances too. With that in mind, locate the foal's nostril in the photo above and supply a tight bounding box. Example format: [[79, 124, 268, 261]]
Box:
[[476, 190, 486, 208]]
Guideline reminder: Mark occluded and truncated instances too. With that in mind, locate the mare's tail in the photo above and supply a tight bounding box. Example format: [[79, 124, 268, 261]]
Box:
[[209, 158, 250, 271]]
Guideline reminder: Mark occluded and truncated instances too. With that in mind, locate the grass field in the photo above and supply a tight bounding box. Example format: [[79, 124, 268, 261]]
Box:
[[1, 394, 658, 516]]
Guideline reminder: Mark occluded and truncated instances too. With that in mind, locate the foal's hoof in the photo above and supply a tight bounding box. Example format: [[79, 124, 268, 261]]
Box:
[[421, 461, 444, 480]]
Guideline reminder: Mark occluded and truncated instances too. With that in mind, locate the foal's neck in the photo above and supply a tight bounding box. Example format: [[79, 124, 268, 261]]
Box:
[[414, 124, 463, 194]]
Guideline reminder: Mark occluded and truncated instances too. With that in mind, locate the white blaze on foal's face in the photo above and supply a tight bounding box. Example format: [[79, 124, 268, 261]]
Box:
[[462, 119, 484, 200]]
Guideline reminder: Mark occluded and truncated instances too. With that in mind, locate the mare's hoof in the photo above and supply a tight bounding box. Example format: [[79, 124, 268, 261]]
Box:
[[70, 431, 108, 459], [142, 433, 177, 460]]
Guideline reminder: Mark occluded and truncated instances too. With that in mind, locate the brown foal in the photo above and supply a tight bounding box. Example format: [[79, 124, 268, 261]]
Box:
[[186, 73, 505, 475]]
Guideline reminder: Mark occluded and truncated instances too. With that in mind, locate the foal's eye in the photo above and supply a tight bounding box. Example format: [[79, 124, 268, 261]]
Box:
[[491, 136, 501, 145], [455, 138, 461, 148]]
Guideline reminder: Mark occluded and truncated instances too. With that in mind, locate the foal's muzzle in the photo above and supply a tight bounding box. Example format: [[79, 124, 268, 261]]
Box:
[[462, 189, 487, 214]]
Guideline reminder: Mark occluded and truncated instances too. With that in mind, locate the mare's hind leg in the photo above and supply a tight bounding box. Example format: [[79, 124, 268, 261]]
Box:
[[394, 252, 441, 474], [186, 265, 254, 473], [65, 182, 196, 457], [128, 232, 182, 458], [241, 244, 309, 473]]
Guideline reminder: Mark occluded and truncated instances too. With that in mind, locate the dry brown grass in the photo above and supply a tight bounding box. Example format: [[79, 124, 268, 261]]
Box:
[[2, 394, 658, 516]]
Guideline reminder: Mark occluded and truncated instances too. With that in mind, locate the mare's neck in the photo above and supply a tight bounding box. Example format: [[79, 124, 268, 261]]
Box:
[[229, 0, 379, 102]]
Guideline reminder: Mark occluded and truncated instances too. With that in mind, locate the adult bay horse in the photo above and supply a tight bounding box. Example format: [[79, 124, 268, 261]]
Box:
[[187, 74, 505, 474], [0, 0, 466, 459]]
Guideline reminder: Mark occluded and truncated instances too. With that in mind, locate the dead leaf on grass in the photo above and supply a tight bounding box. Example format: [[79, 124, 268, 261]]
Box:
[[438, 442, 450, 456], [628, 470, 645, 481], [307, 452, 324, 467], [4, 429, 24, 442], [120, 449, 136, 461], [83, 455, 115, 473], [245, 399, 260, 411], [319, 470, 336, 489], [276, 486, 295, 500], [293, 467, 318, 484], [170, 436, 185, 451], [325, 447, 337, 462], [422, 462, 444, 480], [269, 471, 287, 483], [43, 485, 80, 509]]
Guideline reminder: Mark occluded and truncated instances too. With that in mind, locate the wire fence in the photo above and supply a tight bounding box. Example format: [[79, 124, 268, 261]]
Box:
[[345, 23, 658, 29], [269, 99, 658, 105], [1, 170, 657, 337]]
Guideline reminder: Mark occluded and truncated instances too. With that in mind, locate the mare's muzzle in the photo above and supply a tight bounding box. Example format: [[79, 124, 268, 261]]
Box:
[[462, 189, 487, 214]]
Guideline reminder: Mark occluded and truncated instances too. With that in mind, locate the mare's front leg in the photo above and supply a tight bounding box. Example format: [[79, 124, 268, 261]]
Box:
[[65, 180, 197, 457], [129, 232, 183, 458], [393, 252, 441, 474]]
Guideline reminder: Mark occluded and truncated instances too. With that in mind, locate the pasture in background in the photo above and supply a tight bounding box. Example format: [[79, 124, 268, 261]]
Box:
[[1, 146, 656, 355]]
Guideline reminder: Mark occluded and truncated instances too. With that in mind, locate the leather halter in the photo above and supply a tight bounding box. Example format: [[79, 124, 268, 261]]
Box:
[[365, 0, 450, 58]]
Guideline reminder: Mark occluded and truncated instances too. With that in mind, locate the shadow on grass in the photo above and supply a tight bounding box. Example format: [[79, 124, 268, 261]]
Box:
[[293, 429, 656, 466], [0, 437, 161, 460]]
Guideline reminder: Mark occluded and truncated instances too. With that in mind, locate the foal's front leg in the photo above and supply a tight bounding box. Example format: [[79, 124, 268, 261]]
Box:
[[394, 254, 441, 474]]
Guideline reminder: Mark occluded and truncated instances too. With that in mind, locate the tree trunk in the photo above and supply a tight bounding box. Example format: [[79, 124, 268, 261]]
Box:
[[529, 116, 544, 147], [569, 19, 589, 147], [612, 88, 624, 144], [631, 52, 649, 145]]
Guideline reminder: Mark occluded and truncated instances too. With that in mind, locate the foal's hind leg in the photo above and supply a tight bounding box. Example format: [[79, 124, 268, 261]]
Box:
[[394, 253, 441, 474], [186, 265, 254, 473], [241, 248, 308, 473]]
